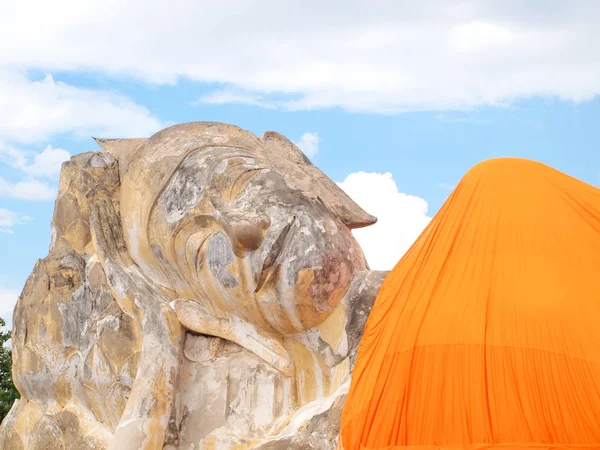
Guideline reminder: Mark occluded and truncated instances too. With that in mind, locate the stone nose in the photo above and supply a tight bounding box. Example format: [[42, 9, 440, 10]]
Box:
[[222, 214, 271, 257]]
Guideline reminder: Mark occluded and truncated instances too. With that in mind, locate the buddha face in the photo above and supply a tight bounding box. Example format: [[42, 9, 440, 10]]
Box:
[[146, 145, 368, 334]]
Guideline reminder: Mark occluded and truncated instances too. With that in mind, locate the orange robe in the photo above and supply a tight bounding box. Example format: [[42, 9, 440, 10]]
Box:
[[341, 158, 600, 450]]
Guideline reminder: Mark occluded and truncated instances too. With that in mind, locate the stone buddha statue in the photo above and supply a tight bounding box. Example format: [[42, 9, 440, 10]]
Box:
[[0, 122, 387, 449]]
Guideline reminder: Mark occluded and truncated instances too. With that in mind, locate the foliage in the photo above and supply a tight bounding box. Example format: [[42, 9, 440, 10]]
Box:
[[0, 318, 19, 423]]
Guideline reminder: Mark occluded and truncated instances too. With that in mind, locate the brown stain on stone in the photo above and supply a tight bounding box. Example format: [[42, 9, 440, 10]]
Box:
[[317, 303, 347, 351], [291, 268, 340, 331], [283, 338, 330, 405]]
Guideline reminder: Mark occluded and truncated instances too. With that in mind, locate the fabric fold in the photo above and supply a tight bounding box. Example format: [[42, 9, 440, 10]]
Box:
[[341, 158, 600, 450]]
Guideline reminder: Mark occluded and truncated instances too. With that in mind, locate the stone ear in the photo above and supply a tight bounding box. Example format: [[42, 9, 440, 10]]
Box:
[[93, 137, 148, 174], [262, 131, 377, 229]]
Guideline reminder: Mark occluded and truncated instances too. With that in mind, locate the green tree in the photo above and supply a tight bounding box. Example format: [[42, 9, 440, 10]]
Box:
[[0, 318, 19, 422]]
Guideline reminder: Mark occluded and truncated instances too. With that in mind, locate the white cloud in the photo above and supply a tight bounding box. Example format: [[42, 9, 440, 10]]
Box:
[[0, 71, 164, 144], [0, 208, 32, 233], [294, 132, 320, 157], [20, 145, 71, 178], [0, 142, 27, 168], [1, 142, 71, 178], [0, 70, 163, 203], [338, 172, 431, 270], [0, 176, 56, 200], [2, 1, 600, 112], [197, 88, 275, 109], [0, 287, 19, 331], [0, 209, 22, 233], [447, 21, 515, 53]]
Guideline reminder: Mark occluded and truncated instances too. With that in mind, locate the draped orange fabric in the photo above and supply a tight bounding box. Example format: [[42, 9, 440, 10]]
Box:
[[340, 157, 600, 450]]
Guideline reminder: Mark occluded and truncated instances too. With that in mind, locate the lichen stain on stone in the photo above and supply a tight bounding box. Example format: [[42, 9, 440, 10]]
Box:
[[159, 156, 206, 224], [206, 232, 239, 289]]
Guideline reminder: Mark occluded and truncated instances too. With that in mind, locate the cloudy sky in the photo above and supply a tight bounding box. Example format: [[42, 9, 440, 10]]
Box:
[[2, 0, 600, 328]]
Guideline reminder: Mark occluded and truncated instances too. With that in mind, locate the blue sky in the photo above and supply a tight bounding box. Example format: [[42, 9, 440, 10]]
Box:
[[2, 1, 600, 325]]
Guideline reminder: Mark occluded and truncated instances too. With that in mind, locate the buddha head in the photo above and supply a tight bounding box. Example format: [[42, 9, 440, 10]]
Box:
[[109, 122, 375, 335]]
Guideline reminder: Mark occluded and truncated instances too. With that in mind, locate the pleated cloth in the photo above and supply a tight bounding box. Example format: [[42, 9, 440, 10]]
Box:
[[340, 158, 600, 450]]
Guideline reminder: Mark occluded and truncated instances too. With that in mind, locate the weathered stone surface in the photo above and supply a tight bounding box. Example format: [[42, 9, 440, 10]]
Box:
[[0, 122, 388, 449]]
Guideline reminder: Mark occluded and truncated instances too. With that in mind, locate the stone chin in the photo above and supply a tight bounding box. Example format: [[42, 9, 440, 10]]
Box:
[[250, 215, 367, 334]]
